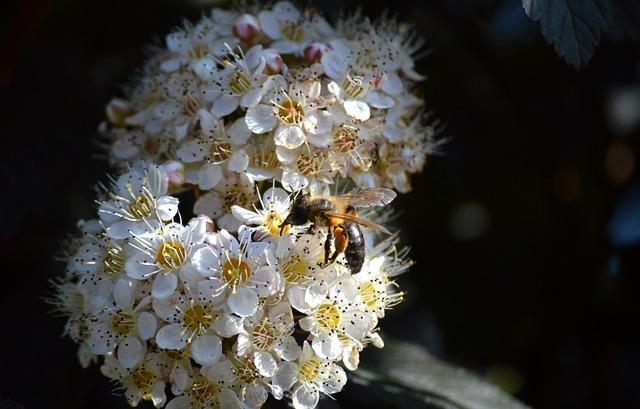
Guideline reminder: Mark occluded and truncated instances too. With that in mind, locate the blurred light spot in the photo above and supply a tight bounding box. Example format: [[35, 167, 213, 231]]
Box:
[[487, 2, 537, 46], [605, 140, 635, 187], [552, 166, 581, 205], [608, 183, 640, 247], [606, 86, 640, 136], [485, 365, 524, 395], [449, 201, 490, 240], [608, 255, 620, 277]]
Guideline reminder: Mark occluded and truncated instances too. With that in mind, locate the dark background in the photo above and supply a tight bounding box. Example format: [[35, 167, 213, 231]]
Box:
[[1, 0, 639, 408]]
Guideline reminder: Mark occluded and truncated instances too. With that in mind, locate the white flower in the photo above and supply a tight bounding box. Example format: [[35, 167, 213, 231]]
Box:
[[191, 228, 280, 317], [86, 278, 156, 369], [125, 217, 208, 299], [236, 301, 300, 362], [232, 187, 292, 237], [101, 352, 167, 408], [165, 368, 238, 409], [193, 173, 257, 231], [98, 163, 178, 239], [298, 277, 375, 360], [272, 342, 346, 409], [245, 79, 331, 149]]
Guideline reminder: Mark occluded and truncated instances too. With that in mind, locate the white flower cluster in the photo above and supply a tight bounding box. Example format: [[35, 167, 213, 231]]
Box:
[[50, 163, 409, 409], [50, 3, 437, 408], [103, 1, 440, 202]]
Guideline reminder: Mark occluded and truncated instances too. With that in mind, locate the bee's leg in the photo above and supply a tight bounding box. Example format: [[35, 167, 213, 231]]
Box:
[[323, 227, 334, 265], [320, 226, 347, 268]]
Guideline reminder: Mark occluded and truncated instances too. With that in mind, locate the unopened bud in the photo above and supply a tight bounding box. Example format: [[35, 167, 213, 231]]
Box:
[[304, 42, 330, 63], [233, 14, 260, 42], [163, 161, 185, 190], [263, 48, 284, 74]]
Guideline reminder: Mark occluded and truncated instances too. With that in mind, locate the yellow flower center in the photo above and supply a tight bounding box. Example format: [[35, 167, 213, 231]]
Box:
[[210, 140, 232, 163], [223, 188, 251, 211], [277, 99, 305, 125], [314, 303, 341, 331], [251, 320, 277, 350], [129, 194, 153, 219], [111, 310, 136, 336], [281, 255, 307, 283], [103, 246, 125, 275], [183, 304, 213, 335], [264, 210, 288, 236], [235, 358, 261, 384], [299, 358, 323, 383], [155, 241, 186, 271], [282, 23, 305, 42], [190, 374, 220, 405], [131, 365, 156, 391], [358, 282, 380, 309], [342, 74, 369, 99], [296, 152, 322, 176], [333, 126, 361, 153], [221, 256, 252, 287], [229, 70, 252, 95]]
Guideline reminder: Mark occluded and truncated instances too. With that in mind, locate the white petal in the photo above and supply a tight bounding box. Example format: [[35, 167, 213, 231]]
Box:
[[137, 311, 157, 340], [166, 396, 190, 409], [258, 11, 281, 39], [245, 105, 277, 134], [307, 132, 331, 148], [156, 324, 187, 350], [274, 125, 305, 149], [125, 252, 156, 280], [156, 196, 179, 220], [312, 332, 341, 360], [105, 220, 133, 239], [366, 90, 395, 109], [254, 351, 278, 377], [113, 278, 135, 309], [321, 51, 348, 80], [191, 247, 219, 276], [240, 87, 263, 108], [191, 334, 222, 365], [227, 287, 259, 317], [276, 336, 301, 361], [273, 361, 298, 390], [252, 266, 281, 297], [198, 163, 223, 190], [304, 111, 332, 135], [324, 365, 347, 394], [212, 95, 239, 117], [244, 383, 268, 407], [231, 205, 262, 225], [275, 145, 297, 164], [292, 386, 319, 409], [117, 336, 143, 369], [219, 388, 243, 409], [227, 150, 249, 173], [213, 313, 245, 337], [344, 99, 370, 121], [177, 140, 206, 163], [380, 72, 403, 95], [152, 272, 177, 299], [192, 57, 217, 80], [228, 117, 252, 145]]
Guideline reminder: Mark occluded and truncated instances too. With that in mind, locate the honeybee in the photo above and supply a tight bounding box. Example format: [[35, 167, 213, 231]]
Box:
[[279, 188, 397, 274]]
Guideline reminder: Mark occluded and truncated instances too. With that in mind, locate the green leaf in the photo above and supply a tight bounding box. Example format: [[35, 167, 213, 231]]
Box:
[[522, 0, 613, 69], [352, 339, 532, 409]]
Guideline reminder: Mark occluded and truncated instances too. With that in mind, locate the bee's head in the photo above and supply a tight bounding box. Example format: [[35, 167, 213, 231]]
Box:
[[280, 191, 309, 231]]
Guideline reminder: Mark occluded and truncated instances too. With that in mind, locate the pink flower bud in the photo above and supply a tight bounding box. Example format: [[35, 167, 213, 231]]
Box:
[[233, 14, 260, 42], [162, 161, 185, 190], [304, 42, 330, 63], [263, 48, 284, 74]]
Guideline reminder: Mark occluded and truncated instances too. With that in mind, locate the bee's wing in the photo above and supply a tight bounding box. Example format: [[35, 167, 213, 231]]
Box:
[[324, 211, 392, 235], [331, 188, 397, 208]]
